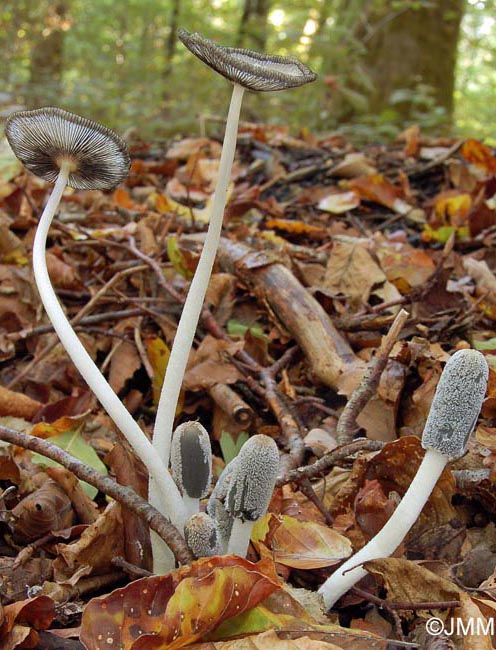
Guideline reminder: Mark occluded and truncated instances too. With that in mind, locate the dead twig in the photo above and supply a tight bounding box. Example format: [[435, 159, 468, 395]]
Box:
[[0, 425, 193, 565], [277, 438, 384, 486], [336, 309, 409, 445]]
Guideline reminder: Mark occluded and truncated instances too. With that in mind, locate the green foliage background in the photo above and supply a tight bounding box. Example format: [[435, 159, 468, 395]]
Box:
[[0, 0, 494, 142]]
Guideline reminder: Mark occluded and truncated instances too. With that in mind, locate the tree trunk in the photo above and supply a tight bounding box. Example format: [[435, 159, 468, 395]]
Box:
[[236, 0, 270, 51], [363, 0, 465, 123]]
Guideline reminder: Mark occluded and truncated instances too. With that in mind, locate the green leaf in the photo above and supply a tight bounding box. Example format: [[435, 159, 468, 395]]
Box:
[[31, 430, 107, 499], [219, 431, 249, 464], [227, 319, 267, 340]]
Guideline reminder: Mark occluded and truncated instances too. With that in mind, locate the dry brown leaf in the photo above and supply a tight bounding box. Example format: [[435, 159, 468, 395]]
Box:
[[324, 237, 386, 303], [45, 251, 83, 290], [53, 501, 123, 582], [364, 557, 460, 603], [184, 335, 244, 390], [0, 385, 42, 419]]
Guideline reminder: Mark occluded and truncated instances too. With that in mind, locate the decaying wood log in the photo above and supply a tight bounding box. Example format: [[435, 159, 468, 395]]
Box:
[[216, 238, 357, 389]]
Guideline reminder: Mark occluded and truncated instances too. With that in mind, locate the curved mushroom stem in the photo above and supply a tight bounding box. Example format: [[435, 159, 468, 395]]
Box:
[[227, 518, 255, 558], [152, 82, 245, 464], [32, 163, 187, 536], [149, 83, 245, 571], [318, 448, 447, 609]]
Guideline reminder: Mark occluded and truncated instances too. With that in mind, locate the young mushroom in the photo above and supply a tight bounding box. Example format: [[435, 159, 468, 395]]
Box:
[[184, 512, 222, 558], [5, 108, 187, 543], [151, 29, 317, 474], [170, 421, 212, 518], [318, 348, 488, 609], [207, 457, 239, 553], [225, 434, 280, 557]]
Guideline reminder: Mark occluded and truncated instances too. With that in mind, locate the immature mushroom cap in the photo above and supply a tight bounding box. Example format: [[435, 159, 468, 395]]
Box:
[[184, 512, 222, 558], [5, 107, 130, 190], [170, 421, 212, 499], [225, 434, 279, 521], [178, 29, 317, 92], [422, 349, 488, 460]]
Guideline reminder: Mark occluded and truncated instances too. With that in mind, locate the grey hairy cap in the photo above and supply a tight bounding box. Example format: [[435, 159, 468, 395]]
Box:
[[170, 421, 212, 499], [5, 107, 130, 190], [225, 434, 279, 521], [422, 349, 488, 460], [178, 29, 317, 92], [184, 512, 222, 558]]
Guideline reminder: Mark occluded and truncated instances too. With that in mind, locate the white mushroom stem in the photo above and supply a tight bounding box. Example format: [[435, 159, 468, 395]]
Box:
[[227, 518, 256, 558], [152, 82, 245, 466], [182, 494, 200, 520], [318, 448, 447, 609], [32, 162, 187, 535]]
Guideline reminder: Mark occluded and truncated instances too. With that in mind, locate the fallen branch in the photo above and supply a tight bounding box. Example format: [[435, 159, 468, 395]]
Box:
[[0, 425, 193, 565], [216, 237, 357, 389]]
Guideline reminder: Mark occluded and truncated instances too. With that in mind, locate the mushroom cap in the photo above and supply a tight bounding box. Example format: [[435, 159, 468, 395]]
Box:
[[170, 421, 212, 499], [178, 29, 317, 92], [225, 434, 279, 521], [422, 349, 488, 460], [5, 107, 130, 190], [184, 512, 222, 558]]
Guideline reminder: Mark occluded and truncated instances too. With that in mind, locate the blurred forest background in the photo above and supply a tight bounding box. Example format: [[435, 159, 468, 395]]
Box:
[[0, 0, 494, 143]]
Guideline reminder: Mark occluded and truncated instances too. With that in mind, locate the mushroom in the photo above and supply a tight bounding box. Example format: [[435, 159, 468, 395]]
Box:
[[170, 421, 212, 518], [5, 107, 187, 543], [224, 434, 280, 557], [151, 29, 317, 475], [207, 457, 239, 552], [318, 348, 488, 609], [184, 512, 222, 558]]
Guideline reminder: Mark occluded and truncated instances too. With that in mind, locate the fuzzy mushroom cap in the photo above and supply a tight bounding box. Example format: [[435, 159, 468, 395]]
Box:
[[184, 512, 222, 558], [178, 29, 317, 92], [422, 349, 488, 461], [225, 434, 279, 522], [170, 421, 212, 499], [5, 107, 130, 190]]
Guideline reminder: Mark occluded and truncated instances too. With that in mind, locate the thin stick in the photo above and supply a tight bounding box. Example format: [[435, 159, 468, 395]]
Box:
[[0, 424, 193, 566], [336, 309, 409, 445]]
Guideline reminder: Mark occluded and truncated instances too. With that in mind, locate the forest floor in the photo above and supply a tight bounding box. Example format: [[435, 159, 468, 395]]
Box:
[[1, 121, 496, 649]]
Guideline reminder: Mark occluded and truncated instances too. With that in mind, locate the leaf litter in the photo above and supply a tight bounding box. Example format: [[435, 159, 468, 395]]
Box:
[[0, 123, 496, 648]]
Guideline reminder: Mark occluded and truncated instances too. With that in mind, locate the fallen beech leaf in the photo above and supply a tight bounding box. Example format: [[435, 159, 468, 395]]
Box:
[[46, 251, 83, 290], [0, 385, 42, 420], [349, 175, 412, 214], [146, 336, 170, 406], [366, 437, 457, 535], [1, 595, 55, 650], [461, 139, 496, 175], [328, 153, 377, 178], [324, 237, 386, 303], [454, 593, 493, 648], [79, 556, 281, 650], [11, 480, 74, 543], [53, 501, 123, 582], [183, 335, 243, 390], [0, 218, 28, 265], [364, 557, 460, 603], [398, 124, 420, 157], [434, 191, 472, 227], [375, 239, 435, 292], [212, 589, 386, 648], [264, 218, 326, 235], [191, 630, 344, 649], [113, 188, 145, 211], [252, 514, 352, 569], [167, 234, 198, 279], [30, 422, 107, 499], [317, 191, 360, 214]]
